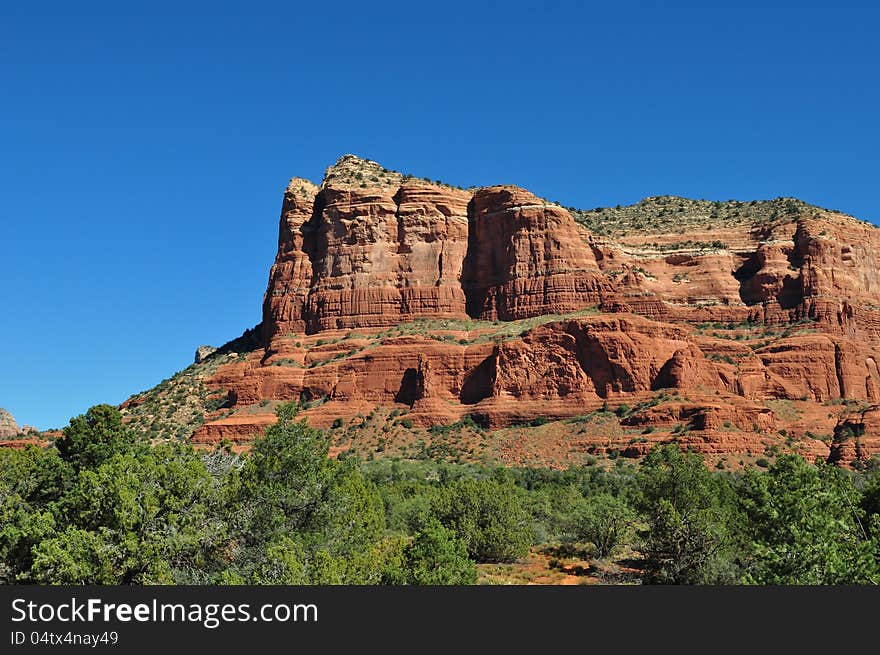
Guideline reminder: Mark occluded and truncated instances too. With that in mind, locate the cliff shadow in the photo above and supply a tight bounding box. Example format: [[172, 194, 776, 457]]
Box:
[[569, 329, 636, 397], [395, 368, 421, 406], [460, 354, 496, 405]]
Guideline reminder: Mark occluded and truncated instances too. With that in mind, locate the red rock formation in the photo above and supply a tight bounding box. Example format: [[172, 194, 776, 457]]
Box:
[[488, 316, 714, 401], [0, 408, 18, 438], [155, 156, 880, 468], [462, 187, 611, 320], [0, 409, 49, 450], [190, 413, 277, 448], [262, 156, 473, 336], [828, 407, 880, 467], [261, 178, 319, 339], [0, 437, 47, 450], [262, 162, 612, 337], [303, 182, 472, 331]]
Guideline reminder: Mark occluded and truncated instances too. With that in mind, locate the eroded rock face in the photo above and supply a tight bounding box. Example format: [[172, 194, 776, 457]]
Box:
[[261, 158, 612, 337], [261, 178, 320, 338], [0, 408, 19, 438], [303, 182, 472, 331], [828, 407, 880, 467], [462, 187, 610, 320], [194, 346, 217, 364], [489, 316, 715, 401], [155, 155, 880, 468]]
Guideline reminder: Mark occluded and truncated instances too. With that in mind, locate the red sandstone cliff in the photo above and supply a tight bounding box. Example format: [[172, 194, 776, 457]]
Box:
[[124, 155, 880, 468], [0, 408, 19, 439], [462, 186, 610, 320], [261, 178, 319, 338]]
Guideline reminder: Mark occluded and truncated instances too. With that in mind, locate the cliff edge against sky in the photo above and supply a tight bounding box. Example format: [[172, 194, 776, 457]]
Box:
[[114, 155, 880, 470]]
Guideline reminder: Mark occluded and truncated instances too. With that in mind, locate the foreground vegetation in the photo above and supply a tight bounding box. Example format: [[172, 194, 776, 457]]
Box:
[[2, 402, 880, 584]]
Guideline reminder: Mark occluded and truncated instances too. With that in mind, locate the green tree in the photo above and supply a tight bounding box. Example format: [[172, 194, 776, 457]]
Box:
[[0, 444, 73, 505], [388, 520, 477, 585], [567, 493, 636, 558], [231, 402, 336, 541], [32, 441, 223, 584], [860, 465, 880, 537], [29, 527, 118, 584], [740, 455, 878, 584], [0, 446, 72, 581], [56, 404, 140, 470], [433, 477, 531, 562], [225, 402, 386, 584], [0, 481, 56, 583], [636, 444, 741, 584]]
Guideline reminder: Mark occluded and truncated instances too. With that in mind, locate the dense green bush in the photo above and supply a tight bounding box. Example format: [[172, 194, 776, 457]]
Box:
[[566, 493, 637, 558], [382, 520, 476, 585], [55, 404, 141, 470], [739, 456, 877, 584], [222, 402, 386, 584], [432, 476, 532, 563], [635, 445, 744, 584], [3, 404, 880, 585]]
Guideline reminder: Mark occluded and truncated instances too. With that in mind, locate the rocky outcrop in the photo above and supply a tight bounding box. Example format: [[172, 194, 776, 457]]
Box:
[[303, 181, 472, 331], [461, 187, 610, 320], [261, 178, 320, 338], [261, 157, 612, 338], [194, 345, 217, 364], [190, 413, 277, 449], [134, 155, 880, 469], [828, 407, 880, 467], [0, 408, 18, 438], [611, 212, 880, 343], [487, 316, 717, 402]]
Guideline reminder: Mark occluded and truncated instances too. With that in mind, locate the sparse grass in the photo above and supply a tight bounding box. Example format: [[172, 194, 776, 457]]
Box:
[[270, 358, 303, 367], [568, 196, 827, 237], [124, 362, 229, 441], [706, 353, 736, 365], [764, 399, 802, 422], [322, 155, 470, 192], [121, 329, 261, 442], [691, 317, 820, 344], [639, 239, 729, 252], [367, 307, 602, 347]]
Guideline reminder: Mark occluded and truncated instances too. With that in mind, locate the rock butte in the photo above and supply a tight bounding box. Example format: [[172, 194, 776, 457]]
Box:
[[0, 408, 40, 448], [0, 408, 19, 439], [124, 155, 880, 469]]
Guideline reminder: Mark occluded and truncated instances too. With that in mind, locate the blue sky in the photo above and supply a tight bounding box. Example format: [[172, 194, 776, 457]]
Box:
[[2, 1, 878, 429]]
